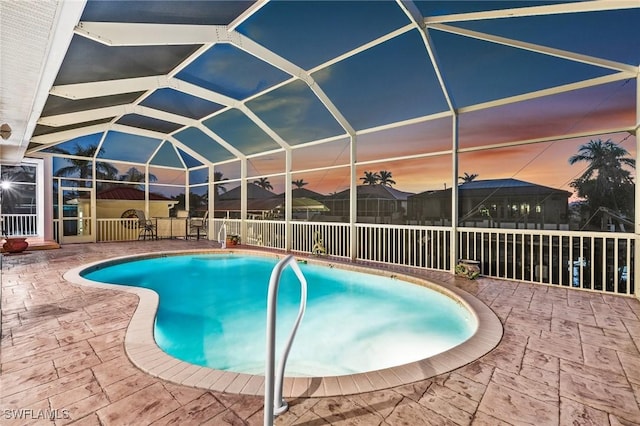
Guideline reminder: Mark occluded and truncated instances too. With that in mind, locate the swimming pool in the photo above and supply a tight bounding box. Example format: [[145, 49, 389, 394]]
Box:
[[65, 250, 502, 396]]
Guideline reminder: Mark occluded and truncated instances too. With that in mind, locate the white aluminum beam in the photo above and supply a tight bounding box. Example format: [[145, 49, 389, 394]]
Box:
[[424, 1, 639, 24], [458, 73, 633, 114], [30, 123, 109, 145], [167, 78, 240, 108], [398, 0, 456, 111], [164, 136, 210, 169], [431, 23, 638, 74], [457, 126, 637, 154], [75, 22, 227, 46], [134, 105, 194, 126], [230, 32, 357, 136], [196, 124, 246, 159], [236, 105, 291, 150], [50, 75, 165, 99], [38, 105, 127, 126], [228, 0, 269, 31]]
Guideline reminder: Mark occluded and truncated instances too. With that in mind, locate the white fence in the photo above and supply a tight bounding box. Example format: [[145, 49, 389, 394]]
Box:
[[1, 214, 37, 236], [291, 222, 350, 258], [459, 228, 635, 295], [56, 217, 636, 296], [97, 218, 140, 242], [356, 224, 451, 269]]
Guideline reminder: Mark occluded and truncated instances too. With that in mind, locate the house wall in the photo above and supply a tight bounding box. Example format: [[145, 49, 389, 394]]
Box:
[[76, 200, 174, 219]]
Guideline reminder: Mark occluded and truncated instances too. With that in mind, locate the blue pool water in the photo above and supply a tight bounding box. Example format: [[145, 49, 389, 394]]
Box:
[[83, 254, 477, 377]]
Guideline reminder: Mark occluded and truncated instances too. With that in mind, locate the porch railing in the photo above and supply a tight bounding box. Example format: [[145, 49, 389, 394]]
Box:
[[356, 224, 451, 269], [97, 218, 139, 242], [247, 220, 286, 249], [291, 222, 350, 258], [81, 218, 636, 296], [458, 227, 635, 296], [1, 214, 37, 237]]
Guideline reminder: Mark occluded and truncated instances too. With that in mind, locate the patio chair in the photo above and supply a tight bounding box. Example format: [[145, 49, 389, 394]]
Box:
[[189, 211, 208, 240], [136, 210, 157, 240]]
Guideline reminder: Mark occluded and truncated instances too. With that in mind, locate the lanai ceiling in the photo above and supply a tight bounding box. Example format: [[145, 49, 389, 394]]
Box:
[[1, 1, 639, 169]]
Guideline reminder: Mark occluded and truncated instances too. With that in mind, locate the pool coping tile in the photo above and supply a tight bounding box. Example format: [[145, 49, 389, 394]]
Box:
[[63, 248, 503, 398]]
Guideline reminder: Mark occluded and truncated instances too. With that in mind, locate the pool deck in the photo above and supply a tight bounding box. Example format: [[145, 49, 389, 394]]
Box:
[[1, 240, 640, 425]]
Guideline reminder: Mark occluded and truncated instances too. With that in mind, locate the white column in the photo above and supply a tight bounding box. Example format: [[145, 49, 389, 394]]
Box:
[[208, 165, 214, 240], [285, 148, 292, 251], [42, 157, 54, 241], [450, 113, 459, 273], [349, 134, 357, 260], [241, 159, 247, 243], [635, 73, 640, 299]]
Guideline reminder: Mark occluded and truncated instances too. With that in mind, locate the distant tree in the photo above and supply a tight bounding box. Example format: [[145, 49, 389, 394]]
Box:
[[253, 177, 273, 191], [459, 172, 479, 183], [188, 191, 208, 214], [569, 139, 635, 227], [378, 170, 396, 187], [360, 171, 380, 185], [52, 143, 118, 185], [213, 171, 228, 202], [292, 179, 308, 189], [119, 167, 157, 184]]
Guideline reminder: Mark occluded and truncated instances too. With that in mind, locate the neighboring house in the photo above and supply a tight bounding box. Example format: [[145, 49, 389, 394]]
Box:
[[214, 183, 279, 218], [321, 184, 415, 224], [214, 184, 330, 220], [76, 187, 177, 219], [407, 178, 571, 229]]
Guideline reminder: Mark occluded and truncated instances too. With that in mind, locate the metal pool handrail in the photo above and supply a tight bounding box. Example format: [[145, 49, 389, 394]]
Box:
[[264, 255, 308, 425], [218, 222, 227, 248]]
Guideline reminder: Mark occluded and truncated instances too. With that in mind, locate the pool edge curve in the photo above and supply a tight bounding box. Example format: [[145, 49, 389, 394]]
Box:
[[63, 248, 503, 398]]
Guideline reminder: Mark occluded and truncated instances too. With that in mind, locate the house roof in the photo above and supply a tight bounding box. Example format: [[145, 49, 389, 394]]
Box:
[[219, 183, 277, 200], [326, 184, 414, 201], [94, 186, 171, 201], [459, 178, 567, 193], [410, 178, 572, 199], [215, 195, 329, 213], [289, 188, 325, 200]]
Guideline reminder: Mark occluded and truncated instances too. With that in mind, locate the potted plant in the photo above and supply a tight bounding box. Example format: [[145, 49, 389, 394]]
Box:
[[226, 234, 240, 247]]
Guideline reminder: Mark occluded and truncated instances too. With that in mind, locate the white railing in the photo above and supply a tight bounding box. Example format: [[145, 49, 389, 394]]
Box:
[[1, 214, 37, 236], [246, 220, 286, 249], [291, 222, 350, 258], [264, 255, 307, 424], [88, 218, 635, 296], [356, 224, 451, 269], [212, 219, 241, 244], [97, 218, 140, 242], [459, 228, 635, 296]]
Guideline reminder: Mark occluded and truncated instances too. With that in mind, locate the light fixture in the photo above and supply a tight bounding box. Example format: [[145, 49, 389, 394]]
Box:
[[0, 123, 11, 140]]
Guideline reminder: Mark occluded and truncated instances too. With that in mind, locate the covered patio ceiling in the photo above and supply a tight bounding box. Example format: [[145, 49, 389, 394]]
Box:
[[1, 1, 638, 169]]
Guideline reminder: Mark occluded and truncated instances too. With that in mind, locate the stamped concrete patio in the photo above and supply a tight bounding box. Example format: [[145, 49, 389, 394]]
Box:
[[1, 240, 639, 425]]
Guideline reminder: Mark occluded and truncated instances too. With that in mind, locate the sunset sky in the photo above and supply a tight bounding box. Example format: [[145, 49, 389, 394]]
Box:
[[47, 2, 639, 200]]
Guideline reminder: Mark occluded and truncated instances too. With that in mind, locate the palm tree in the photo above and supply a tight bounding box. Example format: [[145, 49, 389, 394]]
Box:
[[459, 172, 479, 183], [378, 170, 396, 187], [213, 171, 228, 202], [569, 138, 635, 224], [292, 179, 308, 189], [119, 167, 157, 184], [253, 177, 273, 191], [53, 143, 118, 185], [117, 167, 158, 191], [360, 171, 380, 185]]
